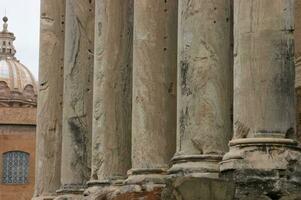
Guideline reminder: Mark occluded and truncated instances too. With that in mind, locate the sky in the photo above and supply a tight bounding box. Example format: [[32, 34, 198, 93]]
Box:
[[0, 0, 40, 79]]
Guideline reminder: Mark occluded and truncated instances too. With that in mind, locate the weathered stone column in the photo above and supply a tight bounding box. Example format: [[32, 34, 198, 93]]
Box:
[[296, 0, 301, 142], [125, 0, 177, 185], [221, 0, 301, 198], [87, 0, 133, 189], [33, 0, 65, 199], [55, 0, 94, 198], [169, 0, 232, 178]]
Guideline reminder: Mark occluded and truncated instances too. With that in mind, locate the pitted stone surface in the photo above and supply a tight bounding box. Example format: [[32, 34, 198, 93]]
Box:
[[162, 177, 235, 200], [130, 0, 177, 170], [175, 0, 232, 158], [60, 0, 95, 191], [233, 0, 295, 139], [90, 0, 133, 182]]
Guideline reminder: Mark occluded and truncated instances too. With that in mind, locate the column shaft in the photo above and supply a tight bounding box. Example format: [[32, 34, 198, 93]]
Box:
[[170, 0, 232, 177], [33, 0, 65, 199], [58, 0, 94, 195], [232, 0, 295, 140], [221, 1, 301, 198], [127, 0, 177, 184], [89, 0, 133, 185], [295, 0, 301, 142]]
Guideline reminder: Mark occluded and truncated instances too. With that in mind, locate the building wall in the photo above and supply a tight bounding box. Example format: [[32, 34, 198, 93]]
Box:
[[0, 107, 36, 200]]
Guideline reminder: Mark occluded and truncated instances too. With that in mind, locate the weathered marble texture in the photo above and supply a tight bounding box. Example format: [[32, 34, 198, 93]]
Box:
[[33, 0, 65, 198], [131, 0, 177, 169], [60, 0, 94, 191], [90, 0, 133, 182], [233, 0, 295, 139], [176, 0, 232, 156], [295, 0, 301, 88], [295, 0, 301, 142], [220, 1, 301, 198]]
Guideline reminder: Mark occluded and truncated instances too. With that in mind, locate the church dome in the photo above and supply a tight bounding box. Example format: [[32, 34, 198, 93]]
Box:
[[0, 17, 37, 107]]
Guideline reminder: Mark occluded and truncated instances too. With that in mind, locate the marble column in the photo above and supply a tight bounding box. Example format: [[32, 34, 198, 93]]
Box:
[[221, 0, 301, 198], [87, 0, 133, 187], [296, 0, 301, 142], [33, 0, 65, 199], [125, 0, 177, 184], [169, 0, 232, 178], [56, 0, 94, 198]]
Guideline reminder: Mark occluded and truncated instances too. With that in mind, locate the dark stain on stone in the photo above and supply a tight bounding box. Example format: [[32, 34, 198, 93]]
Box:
[[68, 116, 87, 146], [234, 120, 250, 139], [266, 191, 282, 200], [272, 38, 294, 99], [168, 82, 174, 94], [180, 61, 192, 96], [98, 22, 102, 37], [179, 107, 189, 151], [286, 127, 295, 139]]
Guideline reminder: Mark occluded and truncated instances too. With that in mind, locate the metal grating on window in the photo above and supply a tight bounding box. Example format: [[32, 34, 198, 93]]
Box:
[[2, 151, 29, 184]]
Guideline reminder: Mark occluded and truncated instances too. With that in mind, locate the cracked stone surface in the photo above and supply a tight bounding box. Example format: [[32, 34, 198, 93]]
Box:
[[233, 0, 295, 139], [33, 0, 65, 198], [60, 0, 95, 190], [90, 0, 133, 182], [130, 0, 177, 170], [295, 0, 301, 143], [176, 0, 232, 157]]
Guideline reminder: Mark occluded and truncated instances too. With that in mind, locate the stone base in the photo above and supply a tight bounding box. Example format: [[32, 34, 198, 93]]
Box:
[[161, 176, 235, 200], [125, 168, 167, 185], [168, 154, 223, 178], [221, 138, 301, 199], [54, 184, 85, 200], [83, 171, 166, 200], [66, 177, 235, 200], [83, 184, 163, 200], [32, 196, 56, 200], [53, 194, 83, 200]]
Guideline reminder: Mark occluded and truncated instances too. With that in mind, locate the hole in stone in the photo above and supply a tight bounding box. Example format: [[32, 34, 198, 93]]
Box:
[[266, 192, 282, 200]]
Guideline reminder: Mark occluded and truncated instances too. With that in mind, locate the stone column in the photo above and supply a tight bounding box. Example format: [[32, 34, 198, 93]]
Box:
[[221, 0, 301, 198], [56, 0, 94, 198], [169, 0, 232, 178], [87, 0, 133, 187], [33, 0, 65, 199], [296, 0, 301, 142], [125, 0, 177, 185]]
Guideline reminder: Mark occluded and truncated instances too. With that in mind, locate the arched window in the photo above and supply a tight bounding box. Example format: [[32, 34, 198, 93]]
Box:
[[2, 151, 29, 184]]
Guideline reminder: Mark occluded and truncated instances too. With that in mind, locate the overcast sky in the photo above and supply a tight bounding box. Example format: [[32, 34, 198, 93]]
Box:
[[0, 0, 40, 79]]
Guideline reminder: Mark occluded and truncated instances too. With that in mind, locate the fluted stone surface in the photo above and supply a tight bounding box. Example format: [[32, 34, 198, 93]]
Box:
[[170, 0, 232, 176], [90, 0, 133, 183], [58, 0, 94, 195], [33, 0, 65, 199], [127, 0, 177, 183]]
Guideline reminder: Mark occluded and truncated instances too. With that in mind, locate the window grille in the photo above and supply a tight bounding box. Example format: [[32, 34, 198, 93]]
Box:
[[2, 151, 29, 184]]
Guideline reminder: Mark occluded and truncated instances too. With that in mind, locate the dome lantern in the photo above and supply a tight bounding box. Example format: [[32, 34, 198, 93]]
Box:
[[0, 16, 16, 59], [0, 16, 37, 107]]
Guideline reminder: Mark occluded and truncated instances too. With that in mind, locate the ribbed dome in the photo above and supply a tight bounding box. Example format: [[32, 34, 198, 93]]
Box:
[[0, 17, 37, 107]]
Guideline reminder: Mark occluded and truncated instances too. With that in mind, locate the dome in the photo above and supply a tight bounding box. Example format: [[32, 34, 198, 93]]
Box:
[[0, 17, 37, 107]]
